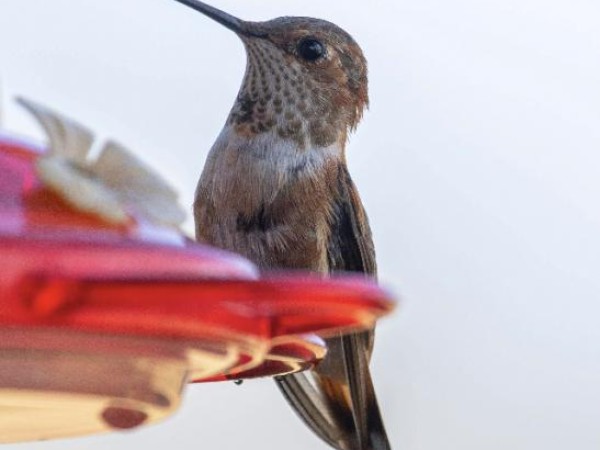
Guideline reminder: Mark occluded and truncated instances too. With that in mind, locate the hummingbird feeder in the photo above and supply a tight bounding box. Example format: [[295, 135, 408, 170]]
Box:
[[0, 99, 396, 443]]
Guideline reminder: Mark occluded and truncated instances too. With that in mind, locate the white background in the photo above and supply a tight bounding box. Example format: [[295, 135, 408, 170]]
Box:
[[1, 0, 599, 449]]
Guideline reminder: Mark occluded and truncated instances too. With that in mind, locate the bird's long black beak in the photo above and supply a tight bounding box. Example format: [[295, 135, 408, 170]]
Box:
[[172, 0, 265, 37]]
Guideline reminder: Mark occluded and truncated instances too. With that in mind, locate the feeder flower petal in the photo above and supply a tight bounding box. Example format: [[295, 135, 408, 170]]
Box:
[[35, 156, 129, 225], [16, 97, 93, 164], [16, 97, 187, 228], [93, 140, 187, 227]]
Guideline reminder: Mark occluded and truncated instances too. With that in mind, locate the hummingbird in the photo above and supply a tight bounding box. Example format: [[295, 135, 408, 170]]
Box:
[[173, 1, 390, 449]]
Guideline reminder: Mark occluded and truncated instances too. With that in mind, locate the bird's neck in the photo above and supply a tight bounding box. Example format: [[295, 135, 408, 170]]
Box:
[[224, 46, 352, 150]]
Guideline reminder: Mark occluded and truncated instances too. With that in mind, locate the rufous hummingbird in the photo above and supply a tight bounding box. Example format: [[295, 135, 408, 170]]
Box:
[[173, 1, 390, 449]]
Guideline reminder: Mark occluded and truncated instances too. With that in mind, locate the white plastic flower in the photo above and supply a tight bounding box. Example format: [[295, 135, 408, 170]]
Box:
[[17, 97, 187, 228]]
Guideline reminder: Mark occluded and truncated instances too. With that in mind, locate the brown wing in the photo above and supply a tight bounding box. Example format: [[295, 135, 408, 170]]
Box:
[[276, 165, 390, 450], [326, 165, 377, 276]]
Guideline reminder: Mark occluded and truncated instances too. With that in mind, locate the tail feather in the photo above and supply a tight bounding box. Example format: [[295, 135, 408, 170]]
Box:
[[276, 372, 345, 449], [276, 330, 390, 450]]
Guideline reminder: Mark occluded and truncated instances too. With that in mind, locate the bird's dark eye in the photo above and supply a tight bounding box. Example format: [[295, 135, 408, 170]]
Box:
[[297, 38, 326, 61]]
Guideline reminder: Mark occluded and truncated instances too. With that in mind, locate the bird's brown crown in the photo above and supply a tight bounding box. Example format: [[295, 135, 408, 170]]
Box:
[[227, 17, 369, 149]]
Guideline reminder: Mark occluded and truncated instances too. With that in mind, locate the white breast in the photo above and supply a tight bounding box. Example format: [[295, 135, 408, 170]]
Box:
[[199, 125, 342, 204], [194, 125, 343, 270]]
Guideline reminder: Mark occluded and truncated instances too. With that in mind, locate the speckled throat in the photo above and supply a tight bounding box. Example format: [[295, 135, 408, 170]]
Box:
[[227, 38, 346, 150]]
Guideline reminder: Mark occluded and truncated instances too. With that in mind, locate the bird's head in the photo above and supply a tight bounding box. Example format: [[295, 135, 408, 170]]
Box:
[[174, 0, 369, 149]]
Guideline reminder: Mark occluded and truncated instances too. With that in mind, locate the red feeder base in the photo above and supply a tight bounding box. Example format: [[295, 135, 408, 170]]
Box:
[[0, 133, 396, 442]]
